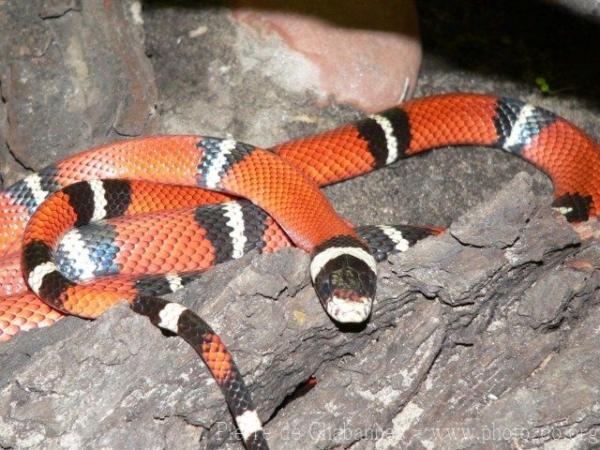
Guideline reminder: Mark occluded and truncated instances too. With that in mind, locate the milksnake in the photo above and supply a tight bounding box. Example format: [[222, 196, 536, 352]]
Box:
[[1, 93, 598, 450]]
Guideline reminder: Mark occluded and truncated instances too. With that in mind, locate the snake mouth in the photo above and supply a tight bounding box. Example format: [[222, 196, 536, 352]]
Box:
[[325, 292, 373, 323], [310, 240, 377, 324]]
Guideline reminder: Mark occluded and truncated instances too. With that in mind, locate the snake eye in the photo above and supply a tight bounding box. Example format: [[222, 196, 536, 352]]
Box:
[[318, 276, 332, 298]]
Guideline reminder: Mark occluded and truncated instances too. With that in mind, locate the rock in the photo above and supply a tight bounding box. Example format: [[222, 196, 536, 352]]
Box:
[[3, 173, 599, 449], [544, 0, 600, 21], [0, 93, 12, 188], [0, 0, 157, 186], [143, 5, 363, 153], [229, 0, 421, 112]]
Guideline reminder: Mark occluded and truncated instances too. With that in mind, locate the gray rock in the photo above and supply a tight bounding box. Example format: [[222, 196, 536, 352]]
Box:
[[544, 0, 600, 21], [3, 173, 599, 449], [0, 0, 157, 186]]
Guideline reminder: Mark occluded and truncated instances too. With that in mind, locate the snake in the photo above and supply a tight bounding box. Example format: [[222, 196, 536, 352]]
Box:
[[1, 93, 598, 450]]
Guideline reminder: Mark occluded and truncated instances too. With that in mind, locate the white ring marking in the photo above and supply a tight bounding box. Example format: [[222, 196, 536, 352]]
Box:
[[28, 262, 59, 294], [368, 114, 399, 165], [204, 139, 237, 189], [503, 104, 535, 150], [379, 226, 410, 252], [157, 302, 188, 333], [309, 246, 376, 282], [552, 206, 573, 216], [89, 180, 108, 222], [59, 229, 97, 280], [223, 202, 247, 259], [235, 409, 263, 442], [165, 273, 183, 292], [23, 173, 50, 207]]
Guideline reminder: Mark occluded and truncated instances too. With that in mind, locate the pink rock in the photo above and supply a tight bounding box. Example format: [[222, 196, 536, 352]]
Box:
[[229, 0, 421, 112]]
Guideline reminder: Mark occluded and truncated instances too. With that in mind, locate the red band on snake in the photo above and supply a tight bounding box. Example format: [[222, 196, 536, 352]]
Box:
[[1, 93, 599, 450]]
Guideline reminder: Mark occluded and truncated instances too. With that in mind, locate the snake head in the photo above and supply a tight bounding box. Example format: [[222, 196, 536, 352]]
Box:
[[310, 239, 377, 323]]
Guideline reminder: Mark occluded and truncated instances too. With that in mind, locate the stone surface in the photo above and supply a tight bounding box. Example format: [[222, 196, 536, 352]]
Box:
[[3, 174, 599, 449], [544, 0, 600, 21], [0, 0, 157, 186], [229, 0, 421, 112], [1, 1, 600, 449]]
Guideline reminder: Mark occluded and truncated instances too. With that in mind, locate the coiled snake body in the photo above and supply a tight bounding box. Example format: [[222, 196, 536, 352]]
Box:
[[1, 93, 598, 449]]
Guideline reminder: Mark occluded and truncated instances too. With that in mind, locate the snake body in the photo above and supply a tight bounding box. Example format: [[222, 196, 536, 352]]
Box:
[[1, 93, 599, 449]]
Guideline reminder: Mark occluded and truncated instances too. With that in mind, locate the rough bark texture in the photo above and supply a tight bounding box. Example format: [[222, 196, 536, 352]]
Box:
[[1, 1, 600, 449]]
